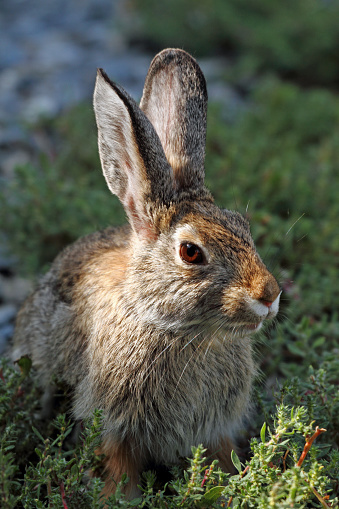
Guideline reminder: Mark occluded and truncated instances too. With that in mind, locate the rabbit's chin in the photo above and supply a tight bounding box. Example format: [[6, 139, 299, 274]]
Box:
[[221, 321, 263, 339], [178, 317, 264, 340]]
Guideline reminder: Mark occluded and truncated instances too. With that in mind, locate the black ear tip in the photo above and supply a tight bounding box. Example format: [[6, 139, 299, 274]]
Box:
[[147, 48, 207, 99], [155, 48, 193, 61], [151, 48, 195, 69], [96, 69, 125, 99], [97, 68, 112, 84]]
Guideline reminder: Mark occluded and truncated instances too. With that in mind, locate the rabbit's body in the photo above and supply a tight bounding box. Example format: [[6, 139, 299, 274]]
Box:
[[13, 49, 280, 497]]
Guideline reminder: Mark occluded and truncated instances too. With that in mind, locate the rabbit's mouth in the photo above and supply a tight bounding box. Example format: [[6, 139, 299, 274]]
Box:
[[222, 321, 263, 338], [240, 321, 263, 334], [200, 316, 265, 338], [246, 323, 261, 331], [211, 321, 263, 339]]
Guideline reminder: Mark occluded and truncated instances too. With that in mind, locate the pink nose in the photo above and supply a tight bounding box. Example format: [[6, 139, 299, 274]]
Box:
[[261, 299, 272, 308]]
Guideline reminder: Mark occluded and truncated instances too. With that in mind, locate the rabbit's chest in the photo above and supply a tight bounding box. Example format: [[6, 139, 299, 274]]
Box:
[[87, 332, 255, 462], [140, 339, 255, 462]]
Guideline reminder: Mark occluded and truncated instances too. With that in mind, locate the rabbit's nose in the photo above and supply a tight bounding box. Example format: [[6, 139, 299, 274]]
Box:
[[258, 276, 281, 304], [260, 299, 273, 308], [247, 288, 281, 321], [260, 291, 281, 318]]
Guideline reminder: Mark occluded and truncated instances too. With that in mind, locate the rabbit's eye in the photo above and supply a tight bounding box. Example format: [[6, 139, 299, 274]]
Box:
[[179, 243, 204, 264]]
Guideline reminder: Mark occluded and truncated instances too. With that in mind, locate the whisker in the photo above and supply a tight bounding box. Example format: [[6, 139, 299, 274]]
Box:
[[170, 336, 209, 402], [261, 212, 305, 275], [172, 315, 232, 398], [285, 213, 305, 236], [140, 308, 251, 392], [140, 334, 184, 385], [141, 314, 224, 386], [180, 329, 205, 352]]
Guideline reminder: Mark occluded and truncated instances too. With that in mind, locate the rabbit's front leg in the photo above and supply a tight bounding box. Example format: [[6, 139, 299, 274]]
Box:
[[97, 438, 145, 499], [205, 435, 237, 474]]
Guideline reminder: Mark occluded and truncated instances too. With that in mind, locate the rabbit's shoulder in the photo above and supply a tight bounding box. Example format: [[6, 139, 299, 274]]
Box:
[[47, 225, 130, 303], [12, 224, 131, 376]]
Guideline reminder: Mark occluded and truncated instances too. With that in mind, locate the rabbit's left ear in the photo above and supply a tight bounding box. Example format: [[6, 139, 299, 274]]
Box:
[[140, 49, 208, 192], [94, 69, 175, 240]]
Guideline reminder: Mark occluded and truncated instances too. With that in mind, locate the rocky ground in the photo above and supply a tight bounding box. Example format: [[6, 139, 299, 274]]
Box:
[[0, 0, 241, 354]]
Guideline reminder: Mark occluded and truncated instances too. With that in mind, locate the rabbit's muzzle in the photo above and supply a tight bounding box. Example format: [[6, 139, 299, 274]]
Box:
[[221, 266, 281, 337]]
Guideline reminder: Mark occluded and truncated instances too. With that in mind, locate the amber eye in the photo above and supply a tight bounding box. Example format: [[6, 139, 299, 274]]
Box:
[[179, 243, 204, 264]]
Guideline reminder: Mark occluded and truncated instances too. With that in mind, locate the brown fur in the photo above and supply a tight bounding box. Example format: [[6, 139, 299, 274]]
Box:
[[97, 438, 145, 499], [205, 436, 237, 474], [12, 49, 280, 497]]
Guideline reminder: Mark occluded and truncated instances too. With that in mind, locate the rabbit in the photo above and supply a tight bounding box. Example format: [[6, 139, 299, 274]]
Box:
[[12, 48, 281, 498]]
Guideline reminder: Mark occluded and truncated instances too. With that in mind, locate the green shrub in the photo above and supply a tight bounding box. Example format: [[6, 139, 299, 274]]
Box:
[[0, 105, 125, 275], [0, 357, 338, 507], [129, 0, 339, 86]]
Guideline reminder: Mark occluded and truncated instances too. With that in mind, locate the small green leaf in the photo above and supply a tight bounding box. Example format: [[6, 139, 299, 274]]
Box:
[[312, 336, 326, 348], [232, 496, 241, 507], [279, 439, 291, 447], [287, 343, 306, 357], [32, 426, 45, 442], [70, 464, 79, 478], [34, 448, 42, 459], [260, 422, 266, 443], [231, 450, 242, 474], [51, 436, 61, 448], [120, 473, 128, 484], [15, 356, 32, 377], [129, 497, 143, 506], [201, 486, 225, 504], [4, 445, 15, 451], [63, 426, 74, 439]]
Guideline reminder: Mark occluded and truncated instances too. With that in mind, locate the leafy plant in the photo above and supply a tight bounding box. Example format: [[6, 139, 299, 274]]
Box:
[[225, 406, 335, 508], [128, 0, 339, 86], [0, 357, 40, 508], [20, 412, 104, 509], [0, 105, 125, 275], [1, 352, 338, 507]]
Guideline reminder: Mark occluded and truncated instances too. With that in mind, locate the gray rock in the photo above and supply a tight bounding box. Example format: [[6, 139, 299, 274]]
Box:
[[0, 324, 14, 352], [0, 305, 17, 354], [1, 150, 31, 178], [0, 304, 17, 326], [0, 276, 33, 306], [0, 245, 15, 273]]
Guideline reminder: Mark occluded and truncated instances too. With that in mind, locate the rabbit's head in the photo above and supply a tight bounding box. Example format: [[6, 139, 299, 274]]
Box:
[[93, 49, 280, 338]]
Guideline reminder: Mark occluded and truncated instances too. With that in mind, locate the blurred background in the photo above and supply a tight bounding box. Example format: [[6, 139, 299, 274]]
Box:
[[0, 0, 338, 450]]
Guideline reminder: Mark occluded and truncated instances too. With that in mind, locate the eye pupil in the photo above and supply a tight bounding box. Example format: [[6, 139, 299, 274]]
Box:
[[186, 244, 196, 257], [180, 243, 204, 264]]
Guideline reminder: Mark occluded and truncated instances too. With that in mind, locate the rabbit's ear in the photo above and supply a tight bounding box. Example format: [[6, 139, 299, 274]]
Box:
[[140, 49, 207, 192], [94, 69, 175, 240]]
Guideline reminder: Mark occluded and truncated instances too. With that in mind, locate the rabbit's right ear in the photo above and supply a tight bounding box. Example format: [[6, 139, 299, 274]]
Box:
[[140, 49, 208, 192], [93, 69, 175, 240]]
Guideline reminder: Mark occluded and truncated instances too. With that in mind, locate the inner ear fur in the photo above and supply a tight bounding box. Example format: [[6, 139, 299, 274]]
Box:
[[140, 48, 208, 192]]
